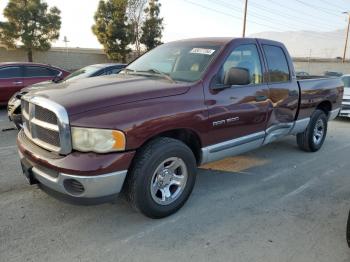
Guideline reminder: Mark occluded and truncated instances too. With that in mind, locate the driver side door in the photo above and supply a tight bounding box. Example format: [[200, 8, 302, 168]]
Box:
[[202, 42, 271, 163]]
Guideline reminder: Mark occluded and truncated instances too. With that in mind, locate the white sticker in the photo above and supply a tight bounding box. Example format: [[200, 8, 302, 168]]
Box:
[[190, 48, 216, 55]]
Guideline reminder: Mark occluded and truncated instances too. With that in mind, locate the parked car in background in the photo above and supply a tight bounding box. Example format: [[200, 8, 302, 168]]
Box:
[[66, 63, 127, 80], [0, 62, 70, 106], [296, 71, 310, 77], [324, 71, 343, 77], [7, 63, 126, 129], [17, 37, 343, 218], [340, 74, 350, 118]]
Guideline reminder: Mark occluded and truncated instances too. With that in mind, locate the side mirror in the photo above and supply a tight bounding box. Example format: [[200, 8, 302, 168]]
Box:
[[224, 67, 251, 86], [52, 71, 63, 83]]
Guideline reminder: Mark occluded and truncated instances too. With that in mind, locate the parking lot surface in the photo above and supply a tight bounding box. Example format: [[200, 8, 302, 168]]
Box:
[[1, 107, 350, 262]]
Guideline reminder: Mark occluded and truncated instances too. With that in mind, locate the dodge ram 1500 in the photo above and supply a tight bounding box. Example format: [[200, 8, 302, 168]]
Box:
[[16, 38, 343, 218]]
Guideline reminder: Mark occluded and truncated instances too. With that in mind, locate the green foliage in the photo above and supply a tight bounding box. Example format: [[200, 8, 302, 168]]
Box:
[[92, 0, 132, 62], [0, 0, 61, 62], [140, 0, 163, 51]]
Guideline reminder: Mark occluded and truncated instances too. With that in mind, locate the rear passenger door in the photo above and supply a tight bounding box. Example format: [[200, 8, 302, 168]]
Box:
[[259, 41, 299, 128], [0, 66, 24, 104], [23, 66, 58, 86]]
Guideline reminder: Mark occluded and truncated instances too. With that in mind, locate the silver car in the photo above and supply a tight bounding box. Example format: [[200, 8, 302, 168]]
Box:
[[340, 74, 350, 118]]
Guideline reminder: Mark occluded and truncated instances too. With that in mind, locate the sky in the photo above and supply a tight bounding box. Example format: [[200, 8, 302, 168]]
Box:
[[0, 0, 349, 49]]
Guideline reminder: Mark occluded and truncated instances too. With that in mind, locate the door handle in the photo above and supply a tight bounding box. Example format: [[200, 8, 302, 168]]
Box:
[[13, 81, 23, 85], [255, 95, 267, 102]]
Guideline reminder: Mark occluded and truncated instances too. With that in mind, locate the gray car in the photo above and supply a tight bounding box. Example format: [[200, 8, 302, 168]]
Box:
[[7, 63, 126, 129]]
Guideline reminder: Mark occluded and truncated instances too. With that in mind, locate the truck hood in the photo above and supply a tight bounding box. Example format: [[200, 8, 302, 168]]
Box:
[[28, 74, 191, 115]]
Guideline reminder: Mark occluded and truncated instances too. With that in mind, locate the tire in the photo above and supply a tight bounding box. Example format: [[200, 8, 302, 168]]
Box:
[[296, 109, 328, 152], [124, 137, 197, 218]]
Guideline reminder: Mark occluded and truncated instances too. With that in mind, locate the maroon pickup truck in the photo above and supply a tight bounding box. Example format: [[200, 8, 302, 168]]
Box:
[[17, 38, 343, 218]]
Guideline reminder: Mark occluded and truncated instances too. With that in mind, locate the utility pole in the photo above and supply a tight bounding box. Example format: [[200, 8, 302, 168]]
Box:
[[308, 49, 312, 74], [343, 12, 350, 63], [242, 0, 248, 37], [63, 36, 70, 55]]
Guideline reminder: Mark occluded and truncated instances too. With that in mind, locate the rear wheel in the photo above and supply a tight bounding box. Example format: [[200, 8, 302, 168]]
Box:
[[296, 109, 328, 152], [124, 137, 197, 218]]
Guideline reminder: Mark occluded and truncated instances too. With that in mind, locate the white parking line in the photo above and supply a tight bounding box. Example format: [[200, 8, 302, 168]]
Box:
[[263, 144, 350, 183], [0, 145, 17, 151], [280, 161, 347, 201], [121, 215, 183, 245], [281, 179, 316, 200]]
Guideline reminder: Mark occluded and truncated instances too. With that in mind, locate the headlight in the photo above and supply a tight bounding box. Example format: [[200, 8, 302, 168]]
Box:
[[71, 127, 126, 153]]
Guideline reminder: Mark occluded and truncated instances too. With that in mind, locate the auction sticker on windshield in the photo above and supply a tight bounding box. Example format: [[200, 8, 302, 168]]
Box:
[[190, 48, 216, 55]]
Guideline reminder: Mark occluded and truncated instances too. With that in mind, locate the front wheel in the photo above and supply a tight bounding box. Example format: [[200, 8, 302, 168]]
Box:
[[124, 137, 197, 218], [296, 109, 328, 152]]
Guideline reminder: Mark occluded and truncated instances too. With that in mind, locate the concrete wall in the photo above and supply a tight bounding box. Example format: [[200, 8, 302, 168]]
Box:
[[2, 47, 350, 75], [293, 59, 350, 75], [0, 47, 138, 71]]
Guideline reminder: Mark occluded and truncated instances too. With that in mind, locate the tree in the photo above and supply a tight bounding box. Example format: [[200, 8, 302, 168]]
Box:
[[140, 0, 163, 51], [0, 0, 61, 62], [92, 0, 132, 62], [128, 0, 147, 56]]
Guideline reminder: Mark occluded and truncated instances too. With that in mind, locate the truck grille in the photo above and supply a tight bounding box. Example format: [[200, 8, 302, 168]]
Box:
[[35, 125, 60, 147], [35, 105, 58, 124], [21, 96, 72, 155]]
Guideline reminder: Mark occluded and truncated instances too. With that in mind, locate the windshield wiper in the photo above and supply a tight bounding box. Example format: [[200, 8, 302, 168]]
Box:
[[146, 68, 176, 83], [133, 68, 176, 83], [122, 68, 136, 74]]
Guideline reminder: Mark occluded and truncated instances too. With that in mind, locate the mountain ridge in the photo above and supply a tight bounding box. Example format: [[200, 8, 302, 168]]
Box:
[[250, 29, 346, 58]]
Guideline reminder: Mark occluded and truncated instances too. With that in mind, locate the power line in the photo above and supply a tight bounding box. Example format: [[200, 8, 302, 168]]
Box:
[[184, 0, 287, 32], [247, 0, 338, 30], [318, 0, 345, 12], [184, 0, 344, 42], [209, 0, 345, 41], [294, 0, 341, 16], [265, 0, 343, 24], [217, 0, 342, 30]]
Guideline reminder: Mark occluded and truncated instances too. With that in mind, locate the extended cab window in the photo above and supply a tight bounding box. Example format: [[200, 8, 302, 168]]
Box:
[[24, 66, 56, 77], [263, 45, 290, 83], [0, 67, 22, 78], [217, 44, 263, 85]]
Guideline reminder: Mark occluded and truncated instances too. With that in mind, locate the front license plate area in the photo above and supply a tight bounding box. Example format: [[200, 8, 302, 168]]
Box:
[[21, 159, 38, 185]]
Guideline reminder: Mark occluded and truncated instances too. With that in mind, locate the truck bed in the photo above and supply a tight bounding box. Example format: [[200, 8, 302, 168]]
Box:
[[296, 77, 344, 120]]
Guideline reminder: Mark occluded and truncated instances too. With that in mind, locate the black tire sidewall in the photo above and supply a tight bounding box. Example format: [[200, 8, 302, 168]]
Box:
[[307, 110, 328, 152], [134, 140, 197, 218]]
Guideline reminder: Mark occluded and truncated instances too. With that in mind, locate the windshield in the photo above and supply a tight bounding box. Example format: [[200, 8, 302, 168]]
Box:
[[64, 65, 101, 82], [342, 76, 350, 87], [126, 42, 222, 82]]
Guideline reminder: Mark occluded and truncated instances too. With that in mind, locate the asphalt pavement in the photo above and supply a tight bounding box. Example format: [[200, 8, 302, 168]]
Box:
[[1, 107, 350, 262]]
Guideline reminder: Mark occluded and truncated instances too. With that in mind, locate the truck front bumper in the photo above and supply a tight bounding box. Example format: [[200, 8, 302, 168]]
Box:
[[17, 130, 135, 200]]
